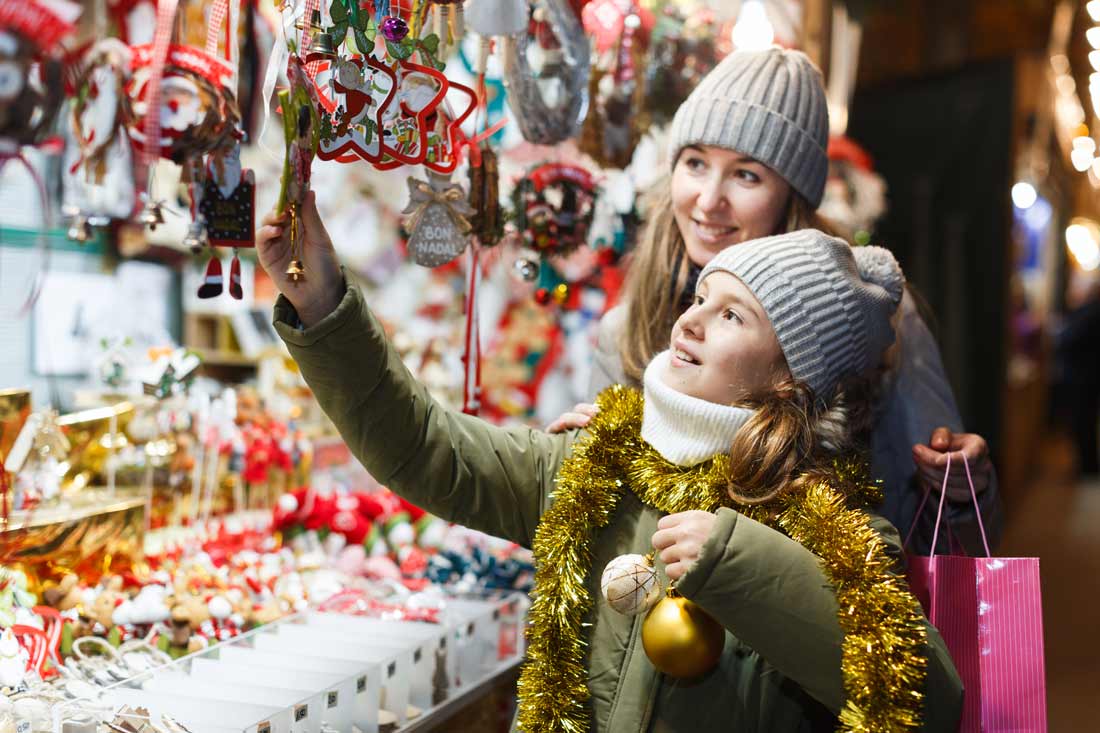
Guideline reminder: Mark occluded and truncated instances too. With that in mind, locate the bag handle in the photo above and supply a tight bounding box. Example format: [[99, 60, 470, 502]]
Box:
[[903, 452, 991, 558]]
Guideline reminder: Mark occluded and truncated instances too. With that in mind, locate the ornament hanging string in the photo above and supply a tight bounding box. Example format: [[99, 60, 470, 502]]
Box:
[[462, 244, 482, 416], [301, 0, 321, 76], [255, 0, 295, 160], [139, 0, 181, 184]]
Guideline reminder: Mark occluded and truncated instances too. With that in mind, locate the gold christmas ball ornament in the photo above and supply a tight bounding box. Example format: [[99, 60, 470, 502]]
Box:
[[601, 553, 661, 616], [641, 588, 725, 678]]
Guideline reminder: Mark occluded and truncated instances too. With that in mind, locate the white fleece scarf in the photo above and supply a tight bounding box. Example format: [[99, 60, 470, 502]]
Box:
[[640, 351, 755, 467]]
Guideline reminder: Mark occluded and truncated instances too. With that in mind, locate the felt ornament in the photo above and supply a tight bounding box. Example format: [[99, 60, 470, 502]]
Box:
[[402, 174, 474, 267]]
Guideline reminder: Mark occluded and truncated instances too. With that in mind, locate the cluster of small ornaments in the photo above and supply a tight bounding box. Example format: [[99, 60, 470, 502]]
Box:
[[600, 552, 725, 678]]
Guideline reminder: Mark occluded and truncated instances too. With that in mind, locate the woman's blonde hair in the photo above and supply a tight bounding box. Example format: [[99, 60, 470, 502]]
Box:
[[617, 177, 840, 385]]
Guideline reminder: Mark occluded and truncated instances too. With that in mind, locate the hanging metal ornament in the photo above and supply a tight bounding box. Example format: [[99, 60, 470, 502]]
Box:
[[497, 0, 590, 145], [183, 218, 208, 252], [513, 256, 539, 282]]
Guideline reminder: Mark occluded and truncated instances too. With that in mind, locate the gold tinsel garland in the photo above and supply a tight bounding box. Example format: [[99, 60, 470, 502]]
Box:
[[515, 385, 929, 733]]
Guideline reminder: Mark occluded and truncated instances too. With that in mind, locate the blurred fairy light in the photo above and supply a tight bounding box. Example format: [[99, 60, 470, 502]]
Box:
[[1066, 219, 1100, 270], [731, 1, 774, 51], [1012, 181, 1038, 209]]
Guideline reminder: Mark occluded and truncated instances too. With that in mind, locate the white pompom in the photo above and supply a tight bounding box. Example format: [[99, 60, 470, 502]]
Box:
[[853, 246, 905, 305], [601, 554, 661, 616]]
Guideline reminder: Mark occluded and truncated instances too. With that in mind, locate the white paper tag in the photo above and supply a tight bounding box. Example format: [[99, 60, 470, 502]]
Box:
[[16, 719, 31, 733]]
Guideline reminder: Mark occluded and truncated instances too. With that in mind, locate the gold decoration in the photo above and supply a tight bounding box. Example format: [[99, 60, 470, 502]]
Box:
[[516, 385, 928, 733], [641, 587, 725, 678]]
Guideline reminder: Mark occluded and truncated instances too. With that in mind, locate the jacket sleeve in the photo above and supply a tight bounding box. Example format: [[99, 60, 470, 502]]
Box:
[[874, 288, 1004, 555], [676, 507, 963, 731], [588, 304, 631, 395], [273, 279, 574, 548]]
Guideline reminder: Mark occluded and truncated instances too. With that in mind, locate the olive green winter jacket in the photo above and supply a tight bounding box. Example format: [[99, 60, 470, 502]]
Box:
[[274, 282, 963, 733]]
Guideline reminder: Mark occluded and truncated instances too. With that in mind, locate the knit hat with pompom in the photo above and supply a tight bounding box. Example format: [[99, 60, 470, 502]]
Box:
[[698, 229, 904, 400]]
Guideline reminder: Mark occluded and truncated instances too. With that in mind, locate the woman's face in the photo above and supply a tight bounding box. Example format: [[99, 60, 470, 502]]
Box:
[[671, 145, 792, 266], [662, 271, 790, 405]]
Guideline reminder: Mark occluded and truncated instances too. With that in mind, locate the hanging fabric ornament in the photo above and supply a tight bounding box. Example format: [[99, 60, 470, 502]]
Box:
[[641, 587, 725, 678], [68, 40, 135, 191], [197, 255, 224, 298], [498, 0, 589, 144], [601, 553, 660, 616], [401, 174, 474, 267], [199, 141, 254, 300], [200, 141, 255, 250], [66, 39, 137, 229]]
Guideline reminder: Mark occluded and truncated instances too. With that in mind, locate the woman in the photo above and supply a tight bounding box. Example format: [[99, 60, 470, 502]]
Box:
[[257, 200, 962, 732], [553, 46, 1001, 554]]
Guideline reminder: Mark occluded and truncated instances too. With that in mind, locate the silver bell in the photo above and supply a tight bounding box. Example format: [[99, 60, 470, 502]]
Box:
[[514, 257, 540, 282], [183, 221, 208, 253], [139, 200, 166, 229], [67, 214, 93, 243]]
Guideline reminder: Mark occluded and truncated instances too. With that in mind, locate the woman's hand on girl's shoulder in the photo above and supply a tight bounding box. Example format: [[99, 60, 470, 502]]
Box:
[[545, 403, 599, 433], [652, 511, 717, 581]]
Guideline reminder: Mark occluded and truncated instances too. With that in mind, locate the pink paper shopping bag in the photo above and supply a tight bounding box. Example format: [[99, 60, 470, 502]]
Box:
[[905, 454, 1047, 732]]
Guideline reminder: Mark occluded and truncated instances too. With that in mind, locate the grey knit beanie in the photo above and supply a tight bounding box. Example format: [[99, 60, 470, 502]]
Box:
[[698, 229, 905, 400], [668, 47, 830, 207]]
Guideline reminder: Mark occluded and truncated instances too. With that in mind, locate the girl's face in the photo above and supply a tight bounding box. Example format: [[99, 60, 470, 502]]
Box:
[[662, 271, 790, 405], [671, 145, 792, 266]]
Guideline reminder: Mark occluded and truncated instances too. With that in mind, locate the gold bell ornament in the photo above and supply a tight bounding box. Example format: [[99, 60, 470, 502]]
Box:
[[600, 553, 661, 616], [641, 587, 725, 678]]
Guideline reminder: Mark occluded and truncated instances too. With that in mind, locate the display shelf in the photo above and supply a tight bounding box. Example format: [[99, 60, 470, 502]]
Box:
[[1, 491, 146, 590], [394, 657, 522, 733]]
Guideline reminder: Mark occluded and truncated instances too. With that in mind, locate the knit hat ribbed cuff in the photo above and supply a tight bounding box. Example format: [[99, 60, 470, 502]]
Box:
[[670, 100, 829, 207]]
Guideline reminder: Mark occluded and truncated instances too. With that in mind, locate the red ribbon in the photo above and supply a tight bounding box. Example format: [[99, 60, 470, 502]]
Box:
[[462, 245, 482, 416]]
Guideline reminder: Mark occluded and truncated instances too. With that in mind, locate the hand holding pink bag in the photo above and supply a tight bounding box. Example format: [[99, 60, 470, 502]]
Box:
[[905, 454, 1048, 732]]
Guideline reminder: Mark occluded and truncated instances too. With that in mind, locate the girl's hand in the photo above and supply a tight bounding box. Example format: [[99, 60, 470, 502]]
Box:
[[652, 511, 717, 581], [256, 190, 344, 327], [912, 427, 992, 502], [545, 403, 599, 433]]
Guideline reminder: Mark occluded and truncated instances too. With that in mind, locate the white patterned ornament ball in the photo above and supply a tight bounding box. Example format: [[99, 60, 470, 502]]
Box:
[[601, 553, 661, 616]]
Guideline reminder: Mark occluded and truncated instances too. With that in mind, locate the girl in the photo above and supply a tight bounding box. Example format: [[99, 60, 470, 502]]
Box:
[[553, 46, 1001, 555], [257, 202, 962, 732]]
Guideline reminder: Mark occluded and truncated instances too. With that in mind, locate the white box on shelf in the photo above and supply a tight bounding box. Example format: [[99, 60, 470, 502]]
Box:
[[279, 617, 444, 711], [214, 644, 377, 733], [103, 688, 291, 733], [251, 630, 410, 728], [440, 599, 507, 686], [300, 612, 452, 709], [141, 676, 325, 733]]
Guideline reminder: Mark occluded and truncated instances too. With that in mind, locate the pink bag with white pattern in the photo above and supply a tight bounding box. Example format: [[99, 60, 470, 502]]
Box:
[[905, 454, 1047, 732]]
